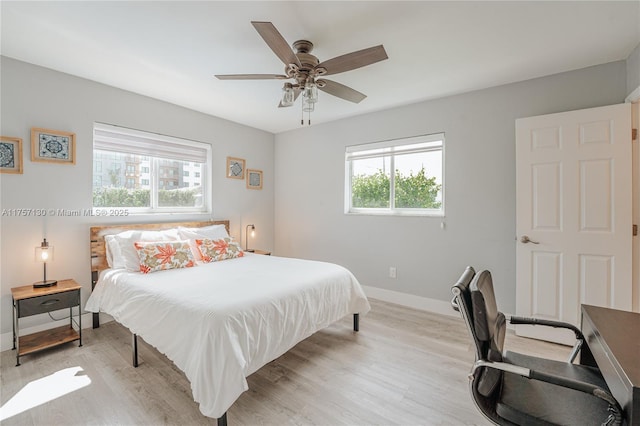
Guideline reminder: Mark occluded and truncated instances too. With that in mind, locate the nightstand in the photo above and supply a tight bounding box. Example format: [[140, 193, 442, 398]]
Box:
[[11, 279, 82, 366], [247, 249, 271, 256]]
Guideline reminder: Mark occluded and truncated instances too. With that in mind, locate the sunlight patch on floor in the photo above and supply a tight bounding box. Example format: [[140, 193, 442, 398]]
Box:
[[0, 366, 91, 421]]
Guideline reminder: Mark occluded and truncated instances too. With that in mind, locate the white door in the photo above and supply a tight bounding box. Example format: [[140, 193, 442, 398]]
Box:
[[515, 103, 632, 345]]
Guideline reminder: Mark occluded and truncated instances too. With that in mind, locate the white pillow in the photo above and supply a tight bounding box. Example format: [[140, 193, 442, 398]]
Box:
[[113, 228, 180, 272], [178, 224, 229, 239], [177, 225, 230, 261], [105, 235, 124, 269]]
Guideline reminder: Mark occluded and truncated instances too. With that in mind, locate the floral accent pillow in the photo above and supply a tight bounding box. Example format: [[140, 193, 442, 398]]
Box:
[[133, 240, 195, 274], [195, 237, 244, 263]]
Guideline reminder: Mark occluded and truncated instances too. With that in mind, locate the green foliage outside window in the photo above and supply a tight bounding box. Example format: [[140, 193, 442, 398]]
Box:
[[93, 187, 200, 207], [352, 167, 441, 209], [352, 170, 390, 208]]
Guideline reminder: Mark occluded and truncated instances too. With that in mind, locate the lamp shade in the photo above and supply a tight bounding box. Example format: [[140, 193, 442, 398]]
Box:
[[245, 224, 255, 252], [35, 240, 54, 262], [304, 81, 318, 103], [34, 238, 57, 288], [281, 83, 295, 107], [303, 98, 315, 112]]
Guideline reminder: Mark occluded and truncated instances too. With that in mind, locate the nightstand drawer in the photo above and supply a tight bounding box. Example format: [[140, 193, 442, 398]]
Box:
[[18, 290, 79, 317]]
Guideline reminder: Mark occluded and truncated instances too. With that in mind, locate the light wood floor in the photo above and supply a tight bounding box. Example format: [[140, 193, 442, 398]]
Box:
[[0, 299, 569, 425]]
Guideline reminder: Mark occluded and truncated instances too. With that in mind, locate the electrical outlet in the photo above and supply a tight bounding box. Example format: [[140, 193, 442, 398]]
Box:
[[389, 267, 397, 279]]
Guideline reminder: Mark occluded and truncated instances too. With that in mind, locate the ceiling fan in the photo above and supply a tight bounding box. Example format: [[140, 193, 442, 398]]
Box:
[[215, 21, 388, 124]]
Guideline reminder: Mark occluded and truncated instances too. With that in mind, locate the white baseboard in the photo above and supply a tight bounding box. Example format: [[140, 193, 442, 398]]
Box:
[[362, 285, 519, 330], [362, 285, 459, 318], [1, 313, 96, 352]]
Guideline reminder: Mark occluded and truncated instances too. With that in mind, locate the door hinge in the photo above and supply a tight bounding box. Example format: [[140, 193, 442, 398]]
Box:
[[633, 128, 638, 141], [634, 224, 638, 236]]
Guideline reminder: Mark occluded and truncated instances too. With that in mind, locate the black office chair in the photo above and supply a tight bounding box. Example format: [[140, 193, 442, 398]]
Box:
[[451, 266, 622, 426]]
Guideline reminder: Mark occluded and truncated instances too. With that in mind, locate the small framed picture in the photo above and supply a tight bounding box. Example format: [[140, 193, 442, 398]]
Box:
[[226, 156, 245, 179], [31, 127, 76, 164], [246, 169, 263, 190], [0, 136, 23, 174]]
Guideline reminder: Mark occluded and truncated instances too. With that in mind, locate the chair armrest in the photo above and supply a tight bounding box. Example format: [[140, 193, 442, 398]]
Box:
[[472, 359, 531, 377], [509, 316, 585, 363], [471, 360, 623, 426], [509, 316, 584, 341]]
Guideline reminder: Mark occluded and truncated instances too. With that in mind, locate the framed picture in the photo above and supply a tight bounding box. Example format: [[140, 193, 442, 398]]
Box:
[[246, 169, 263, 190], [226, 156, 245, 179], [31, 127, 76, 164], [0, 136, 23, 174]]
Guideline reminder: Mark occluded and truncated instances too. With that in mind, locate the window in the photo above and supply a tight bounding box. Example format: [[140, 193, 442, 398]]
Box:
[[93, 123, 211, 213], [345, 133, 444, 216]]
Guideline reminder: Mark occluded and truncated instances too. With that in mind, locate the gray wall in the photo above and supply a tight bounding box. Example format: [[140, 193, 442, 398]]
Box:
[[274, 60, 628, 313], [627, 43, 640, 96], [0, 57, 275, 335]]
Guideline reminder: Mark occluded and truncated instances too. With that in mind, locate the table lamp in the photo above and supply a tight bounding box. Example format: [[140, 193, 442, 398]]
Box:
[[245, 224, 255, 252], [34, 238, 57, 288]]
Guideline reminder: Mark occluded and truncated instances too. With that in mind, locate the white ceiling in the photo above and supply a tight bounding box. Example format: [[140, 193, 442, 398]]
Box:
[[2, 1, 639, 134]]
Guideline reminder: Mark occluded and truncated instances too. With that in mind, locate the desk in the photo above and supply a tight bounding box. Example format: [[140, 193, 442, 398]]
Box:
[[581, 305, 640, 425]]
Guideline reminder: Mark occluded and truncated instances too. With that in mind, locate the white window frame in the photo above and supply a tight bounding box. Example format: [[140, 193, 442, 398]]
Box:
[[345, 133, 445, 216], [93, 122, 212, 214]]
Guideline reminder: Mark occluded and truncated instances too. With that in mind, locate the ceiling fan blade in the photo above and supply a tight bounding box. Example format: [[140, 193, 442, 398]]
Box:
[[251, 21, 301, 67], [317, 79, 366, 103], [316, 45, 388, 76], [215, 74, 288, 80]]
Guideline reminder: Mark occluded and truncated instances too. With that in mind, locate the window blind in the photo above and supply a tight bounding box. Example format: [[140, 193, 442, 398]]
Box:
[[345, 133, 443, 161], [94, 122, 210, 163]]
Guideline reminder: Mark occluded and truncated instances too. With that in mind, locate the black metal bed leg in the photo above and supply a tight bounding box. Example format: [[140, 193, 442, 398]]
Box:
[[217, 412, 227, 426], [132, 333, 139, 367], [91, 273, 100, 329], [353, 313, 359, 332]]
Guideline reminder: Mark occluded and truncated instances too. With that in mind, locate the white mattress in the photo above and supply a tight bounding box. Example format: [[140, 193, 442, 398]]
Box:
[[85, 253, 370, 418]]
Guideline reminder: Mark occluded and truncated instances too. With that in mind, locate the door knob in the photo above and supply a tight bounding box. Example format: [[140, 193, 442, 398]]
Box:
[[520, 235, 539, 244]]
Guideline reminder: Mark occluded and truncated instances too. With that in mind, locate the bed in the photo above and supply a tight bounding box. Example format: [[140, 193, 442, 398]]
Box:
[[85, 220, 370, 425]]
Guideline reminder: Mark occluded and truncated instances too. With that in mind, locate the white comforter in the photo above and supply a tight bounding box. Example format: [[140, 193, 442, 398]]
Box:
[[85, 253, 370, 418]]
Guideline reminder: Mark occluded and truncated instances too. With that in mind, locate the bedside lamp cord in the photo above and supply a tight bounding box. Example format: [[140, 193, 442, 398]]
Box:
[[47, 308, 81, 330]]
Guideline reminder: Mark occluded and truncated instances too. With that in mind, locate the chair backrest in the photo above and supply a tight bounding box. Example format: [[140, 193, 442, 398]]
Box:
[[451, 266, 479, 357], [451, 266, 500, 424], [452, 267, 509, 423], [470, 270, 507, 397]]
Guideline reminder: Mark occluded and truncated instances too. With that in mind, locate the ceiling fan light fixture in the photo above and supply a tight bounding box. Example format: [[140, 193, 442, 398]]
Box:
[[302, 97, 315, 112], [303, 80, 318, 103], [281, 83, 295, 107]]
